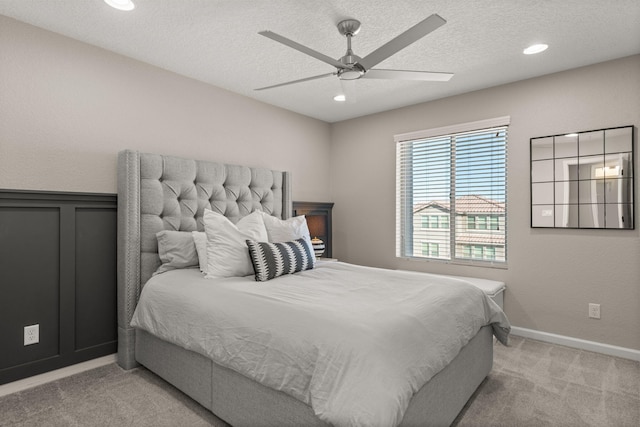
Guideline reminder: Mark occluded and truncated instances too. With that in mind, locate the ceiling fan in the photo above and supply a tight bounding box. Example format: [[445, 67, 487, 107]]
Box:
[[255, 14, 453, 91]]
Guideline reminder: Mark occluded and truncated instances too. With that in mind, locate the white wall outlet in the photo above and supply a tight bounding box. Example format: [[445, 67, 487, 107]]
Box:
[[588, 303, 601, 319], [24, 324, 39, 346]]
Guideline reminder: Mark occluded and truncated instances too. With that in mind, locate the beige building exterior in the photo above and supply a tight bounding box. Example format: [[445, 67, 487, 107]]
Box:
[[412, 195, 505, 262]]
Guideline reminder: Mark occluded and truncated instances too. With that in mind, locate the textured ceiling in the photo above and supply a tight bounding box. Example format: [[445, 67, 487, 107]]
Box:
[[1, 0, 639, 123]]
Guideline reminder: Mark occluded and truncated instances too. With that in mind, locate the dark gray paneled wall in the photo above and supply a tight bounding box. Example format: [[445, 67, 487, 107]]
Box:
[[0, 190, 117, 384]]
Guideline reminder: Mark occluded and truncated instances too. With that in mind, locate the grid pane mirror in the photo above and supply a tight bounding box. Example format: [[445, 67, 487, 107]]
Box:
[[530, 125, 634, 229]]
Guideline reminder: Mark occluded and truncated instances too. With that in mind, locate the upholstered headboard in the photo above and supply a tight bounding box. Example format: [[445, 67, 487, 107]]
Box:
[[116, 150, 292, 369]]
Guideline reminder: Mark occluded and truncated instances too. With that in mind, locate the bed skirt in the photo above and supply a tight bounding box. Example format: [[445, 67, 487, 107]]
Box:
[[135, 325, 493, 426]]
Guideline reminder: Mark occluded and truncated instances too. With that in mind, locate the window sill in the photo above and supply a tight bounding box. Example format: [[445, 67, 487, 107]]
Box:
[[397, 256, 509, 270]]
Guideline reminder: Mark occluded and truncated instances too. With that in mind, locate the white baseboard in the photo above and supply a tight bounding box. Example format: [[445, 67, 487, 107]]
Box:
[[0, 354, 117, 398], [511, 326, 640, 362]]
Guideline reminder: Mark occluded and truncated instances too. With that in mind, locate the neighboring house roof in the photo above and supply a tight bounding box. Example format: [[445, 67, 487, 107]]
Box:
[[414, 195, 505, 214], [456, 233, 505, 246]]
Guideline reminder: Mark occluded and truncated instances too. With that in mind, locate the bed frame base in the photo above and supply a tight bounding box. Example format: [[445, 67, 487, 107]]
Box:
[[136, 326, 493, 427]]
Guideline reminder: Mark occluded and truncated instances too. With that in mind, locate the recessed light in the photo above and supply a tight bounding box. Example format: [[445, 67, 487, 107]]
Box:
[[104, 0, 135, 11], [565, 133, 578, 137], [333, 94, 346, 102], [523, 43, 548, 55]]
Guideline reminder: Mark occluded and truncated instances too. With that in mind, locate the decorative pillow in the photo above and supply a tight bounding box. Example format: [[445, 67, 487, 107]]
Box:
[[258, 211, 312, 244], [246, 238, 316, 282], [203, 210, 268, 278], [154, 230, 199, 275], [192, 231, 207, 273]]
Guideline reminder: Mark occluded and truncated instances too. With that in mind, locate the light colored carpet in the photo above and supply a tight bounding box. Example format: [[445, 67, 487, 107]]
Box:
[[453, 336, 640, 426], [1, 336, 638, 426]]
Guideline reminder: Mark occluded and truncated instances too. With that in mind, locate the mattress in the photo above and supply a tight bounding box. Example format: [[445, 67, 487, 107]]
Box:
[[131, 261, 510, 427]]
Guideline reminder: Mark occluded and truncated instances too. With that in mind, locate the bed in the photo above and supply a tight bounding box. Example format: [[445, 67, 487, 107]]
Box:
[[116, 150, 510, 427]]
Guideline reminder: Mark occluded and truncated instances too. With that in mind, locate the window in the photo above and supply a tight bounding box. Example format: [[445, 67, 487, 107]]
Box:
[[460, 244, 497, 260], [489, 215, 499, 230], [473, 245, 483, 259], [485, 246, 496, 260], [467, 215, 476, 230], [440, 215, 449, 229], [462, 245, 472, 258], [396, 117, 508, 265], [422, 215, 448, 229], [476, 216, 487, 230], [421, 242, 440, 257], [467, 215, 493, 230]]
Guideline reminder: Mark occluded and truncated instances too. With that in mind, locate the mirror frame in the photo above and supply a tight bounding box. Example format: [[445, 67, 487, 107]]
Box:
[[530, 125, 635, 229]]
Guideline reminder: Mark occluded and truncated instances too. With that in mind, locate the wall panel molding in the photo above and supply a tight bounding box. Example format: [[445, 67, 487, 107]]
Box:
[[0, 190, 117, 385]]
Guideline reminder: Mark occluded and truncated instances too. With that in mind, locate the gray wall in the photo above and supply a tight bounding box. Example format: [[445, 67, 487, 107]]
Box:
[[330, 55, 640, 351], [1, 15, 638, 352], [0, 15, 332, 202]]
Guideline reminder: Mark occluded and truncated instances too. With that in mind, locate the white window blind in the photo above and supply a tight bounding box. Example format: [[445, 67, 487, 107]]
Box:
[[395, 117, 509, 265]]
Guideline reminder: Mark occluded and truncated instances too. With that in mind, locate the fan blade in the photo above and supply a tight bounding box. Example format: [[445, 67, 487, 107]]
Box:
[[254, 73, 334, 91], [364, 69, 453, 81], [358, 14, 446, 71], [259, 31, 352, 70]]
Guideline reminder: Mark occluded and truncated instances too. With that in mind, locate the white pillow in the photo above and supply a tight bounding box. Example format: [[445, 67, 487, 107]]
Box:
[[154, 230, 199, 275], [192, 231, 207, 273], [259, 211, 312, 243], [204, 210, 268, 278]]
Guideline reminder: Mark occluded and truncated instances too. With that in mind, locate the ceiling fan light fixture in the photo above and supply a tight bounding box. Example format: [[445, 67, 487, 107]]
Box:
[[333, 94, 346, 102], [523, 43, 548, 55], [338, 69, 364, 80], [104, 0, 135, 11]]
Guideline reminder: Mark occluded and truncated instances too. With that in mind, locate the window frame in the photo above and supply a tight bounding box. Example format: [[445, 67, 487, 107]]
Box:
[[395, 117, 509, 268]]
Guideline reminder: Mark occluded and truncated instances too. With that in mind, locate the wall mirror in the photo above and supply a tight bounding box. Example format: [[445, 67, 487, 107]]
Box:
[[531, 125, 634, 229]]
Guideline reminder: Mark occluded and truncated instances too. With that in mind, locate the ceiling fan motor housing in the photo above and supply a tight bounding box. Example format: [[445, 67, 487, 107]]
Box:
[[338, 55, 365, 79]]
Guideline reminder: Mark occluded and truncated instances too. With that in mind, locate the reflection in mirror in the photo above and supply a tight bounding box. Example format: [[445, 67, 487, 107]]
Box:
[[605, 128, 632, 153], [555, 181, 578, 204], [606, 204, 633, 229], [555, 134, 578, 158], [555, 204, 578, 228], [531, 205, 554, 227], [579, 204, 605, 228], [614, 178, 634, 206], [604, 152, 633, 178], [580, 131, 604, 156], [578, 155, 605, 180], [532, 182, 554, 204], [555, 158, 578, 181], [531, 137, 553, 160], [531, 125, 634, 229], [578, 180, 603, 204], [531, 160, 554, 182]]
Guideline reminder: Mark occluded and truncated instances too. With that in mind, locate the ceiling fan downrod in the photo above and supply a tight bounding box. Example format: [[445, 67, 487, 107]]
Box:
[[337, 19, 365, 80]]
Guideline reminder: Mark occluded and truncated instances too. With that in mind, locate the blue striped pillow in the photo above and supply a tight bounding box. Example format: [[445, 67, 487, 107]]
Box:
[[246, 238, 316, 282]]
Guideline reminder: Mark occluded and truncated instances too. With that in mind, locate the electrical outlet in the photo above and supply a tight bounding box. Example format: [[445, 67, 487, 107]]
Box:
[[588, 303, 601, 319], [24, 324, 39, 346]]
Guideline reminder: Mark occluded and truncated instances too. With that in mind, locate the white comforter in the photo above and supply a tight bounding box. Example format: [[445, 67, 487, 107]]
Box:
[[131, 261, 510, 427]]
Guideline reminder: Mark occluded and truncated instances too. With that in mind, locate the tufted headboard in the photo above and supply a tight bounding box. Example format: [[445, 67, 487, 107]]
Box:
[[116, 150, 292, 369]]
